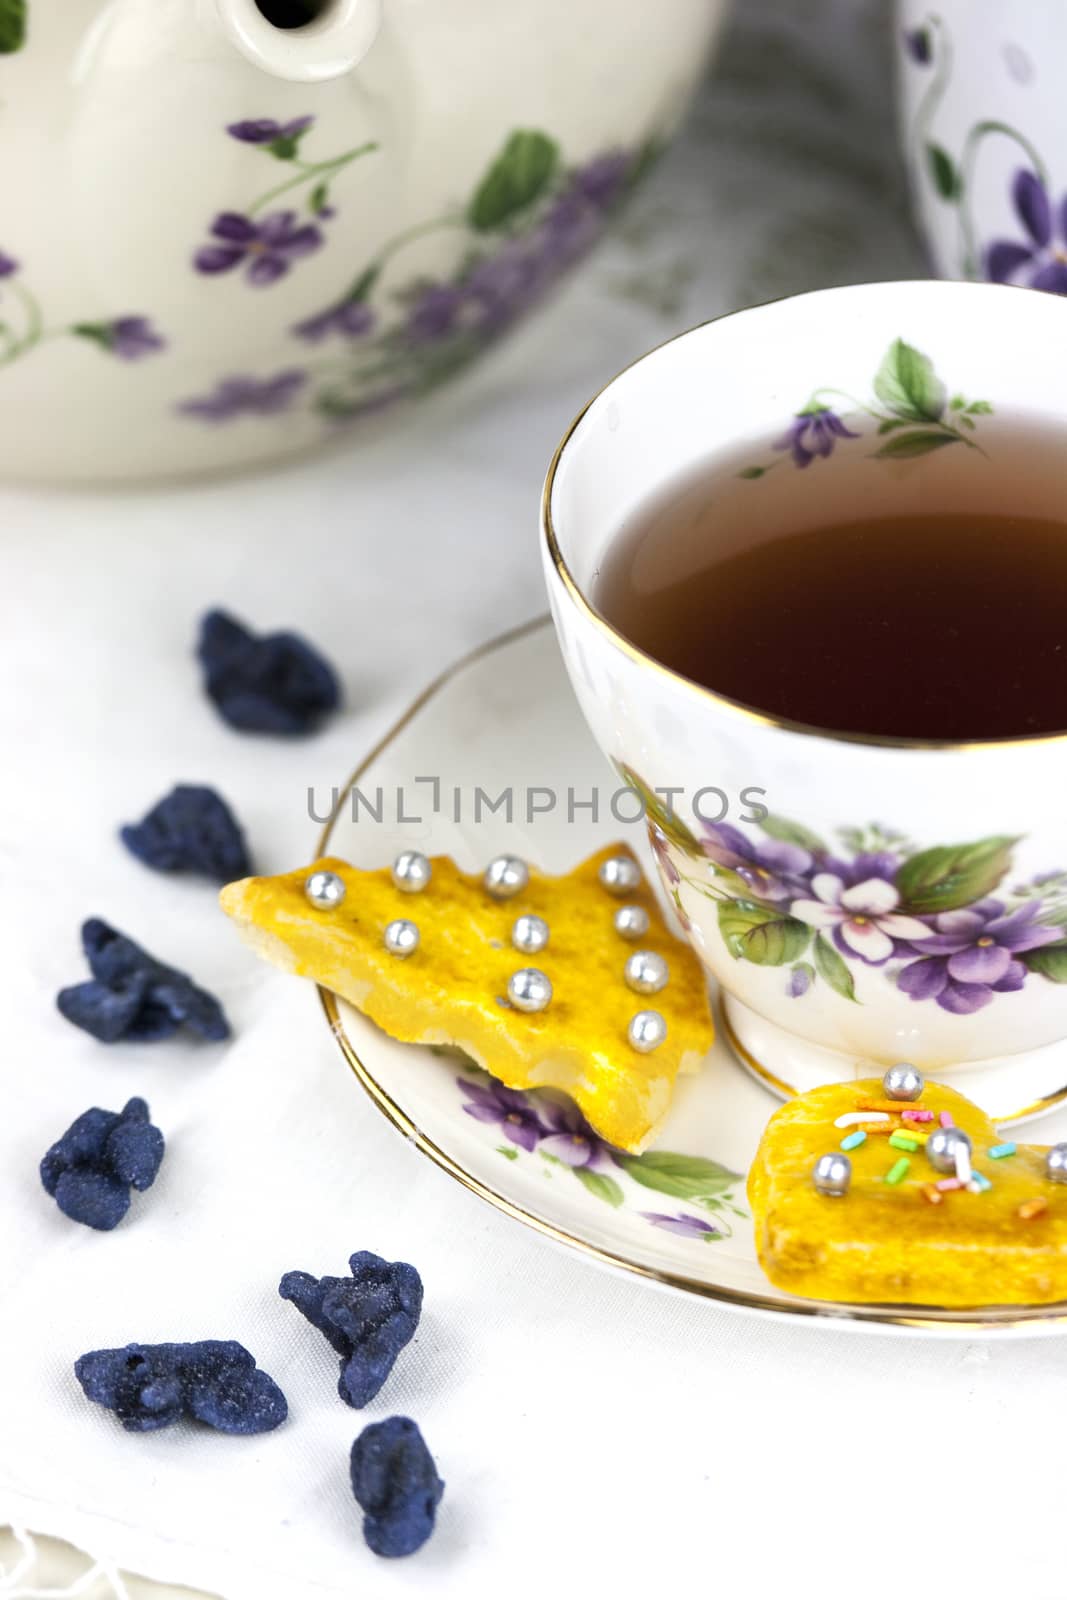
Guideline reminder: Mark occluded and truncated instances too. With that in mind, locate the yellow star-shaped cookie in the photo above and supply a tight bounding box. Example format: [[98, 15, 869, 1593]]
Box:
[[220, 844, 713, 1151], [749, 1079, 1067, 1306]]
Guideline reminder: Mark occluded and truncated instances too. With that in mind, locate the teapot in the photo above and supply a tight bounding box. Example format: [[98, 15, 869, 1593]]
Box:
[[0, 0, 725, 481]]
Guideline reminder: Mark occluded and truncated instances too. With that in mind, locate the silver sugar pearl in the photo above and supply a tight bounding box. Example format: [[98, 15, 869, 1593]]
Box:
[[599, 855, 641, 896], [882, 1062, 925, 1102], [391, 850, 432, 894], [624, 950, 669, 995], [628, 1009, 667, 1053], [484, 855, 530, 900], [925, 1126, 971, 1174], [614, 905, 650, 941], [507, 967, 552, 1012], [511, 914, 550, 955], [304, 869, 346, 910], [383, 918, 420, 957], [1048, 1144, 1067, 1184], [813, 1152, 851, 1197]]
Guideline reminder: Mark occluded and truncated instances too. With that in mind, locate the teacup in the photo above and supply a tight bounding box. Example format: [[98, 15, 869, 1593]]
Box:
[[541, 279, 1067, 1120]]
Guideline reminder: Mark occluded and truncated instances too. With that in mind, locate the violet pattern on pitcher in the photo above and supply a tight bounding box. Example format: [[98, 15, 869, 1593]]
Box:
[[739, 337, 992, 476], [902, 13, 1067, 294], [180, 124, 655, 425], [457, 1070, 744, 1237], [641, 789, 1067, 1017]]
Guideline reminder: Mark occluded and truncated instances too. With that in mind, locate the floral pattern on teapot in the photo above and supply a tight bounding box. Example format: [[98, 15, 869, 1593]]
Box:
[[179, 122, 656, 425]]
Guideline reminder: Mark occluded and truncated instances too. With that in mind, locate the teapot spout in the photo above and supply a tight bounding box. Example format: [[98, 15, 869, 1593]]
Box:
[[213, 0, 382, 82]]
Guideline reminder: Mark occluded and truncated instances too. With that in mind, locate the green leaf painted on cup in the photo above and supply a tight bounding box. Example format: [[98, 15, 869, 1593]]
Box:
[[0, 0, 25, 53], [496, 1145, 519, 1160], [813, 932, 858, 1003], [760, 814, 828, 854], [873, 338, 946, 422], [617, 764, 700, 851], [874, 431, 957, 460], [572, 1168, 625, 1207], [717, 898, 810, 966], [926, 142, 961, 200], [895, 836, 1018, 915], [614, 1150, 741, 1200], [468, 130, 559, 231], [1022, 943, 1067, 983]]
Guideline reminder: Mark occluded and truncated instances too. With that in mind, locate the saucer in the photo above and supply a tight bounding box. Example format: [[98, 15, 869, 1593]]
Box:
[[317, 617, 1067, 1333]]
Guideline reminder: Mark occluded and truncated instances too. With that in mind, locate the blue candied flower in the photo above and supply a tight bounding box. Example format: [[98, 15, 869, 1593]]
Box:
[[279, 1250, 423, 1408], [350, 1416, 444, 1558], [197, 608, 340, 735], [56, 918, 230, 1044], [120, 785, 251, 882], [40, 1096, 165, 1230], [74, 1341, 287, 1434]]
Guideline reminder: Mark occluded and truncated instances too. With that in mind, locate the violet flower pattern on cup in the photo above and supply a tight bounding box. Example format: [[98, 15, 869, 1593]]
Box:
[[740, 338, 992, 477], [456, 1073, 743, 1235], [642, 800, 1067, 1017], [181, 123, 656, 425]]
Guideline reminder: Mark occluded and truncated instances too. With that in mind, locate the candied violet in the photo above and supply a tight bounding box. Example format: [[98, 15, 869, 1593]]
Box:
[[41, 1096, 164, 1230], [56, 918, 230, 1044], [197, 608, 340, 735], [350, 1416, 444, 1558], [279, 1250, 422, 1408], [74, 1341, 287, 1434], [120, 784, 251, 882]]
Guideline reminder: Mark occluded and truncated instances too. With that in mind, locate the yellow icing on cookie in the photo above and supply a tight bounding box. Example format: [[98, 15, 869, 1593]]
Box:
[[220, 845, 713, 1152], [749, 1079, 1067, 1306]]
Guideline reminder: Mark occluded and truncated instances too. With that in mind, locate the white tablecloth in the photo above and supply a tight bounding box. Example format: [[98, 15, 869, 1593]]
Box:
[[6, 4, 1062, 1598]]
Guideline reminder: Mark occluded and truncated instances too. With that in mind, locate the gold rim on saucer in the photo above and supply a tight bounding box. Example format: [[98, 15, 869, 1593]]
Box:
[[315, 616, 1067, 1331]]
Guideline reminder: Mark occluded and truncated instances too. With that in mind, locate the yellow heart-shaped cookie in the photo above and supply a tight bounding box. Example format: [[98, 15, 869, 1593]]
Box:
[[749, 1079, 1067, 1306]]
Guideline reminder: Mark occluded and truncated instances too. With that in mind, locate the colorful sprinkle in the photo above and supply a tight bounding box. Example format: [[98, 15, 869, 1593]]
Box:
[[885, 1157, 910, 1186], [936, 1177, 964, 1192], [859, 1100, 923, 1114], [888, 1131, 919, 1152], [921, 1183, 944, 1205], [901, 1109, 934, 1123], [1018, 1197, 1049, 1221], [835, 1111, 888, 1128], [988, 1142, 1016, 1160], [968, 1172, 992, 1194], [939, 1111, 955, 1128], [840, 1130, 867, 1152], [955, 1143, 972, 1185]]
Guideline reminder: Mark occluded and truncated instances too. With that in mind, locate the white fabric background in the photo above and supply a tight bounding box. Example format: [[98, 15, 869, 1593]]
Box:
[[4, 4, 1064, 1597]]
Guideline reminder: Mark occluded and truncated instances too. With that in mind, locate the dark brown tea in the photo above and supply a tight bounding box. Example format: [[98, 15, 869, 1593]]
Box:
[[594, 495, 1067, 741]]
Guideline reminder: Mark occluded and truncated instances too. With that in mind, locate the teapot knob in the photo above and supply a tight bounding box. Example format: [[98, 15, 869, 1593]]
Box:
[[214, 0, 382, 82]]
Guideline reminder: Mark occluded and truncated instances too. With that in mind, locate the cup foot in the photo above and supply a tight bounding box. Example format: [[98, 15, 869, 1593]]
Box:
[[720, 993, 1067, 1129]]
